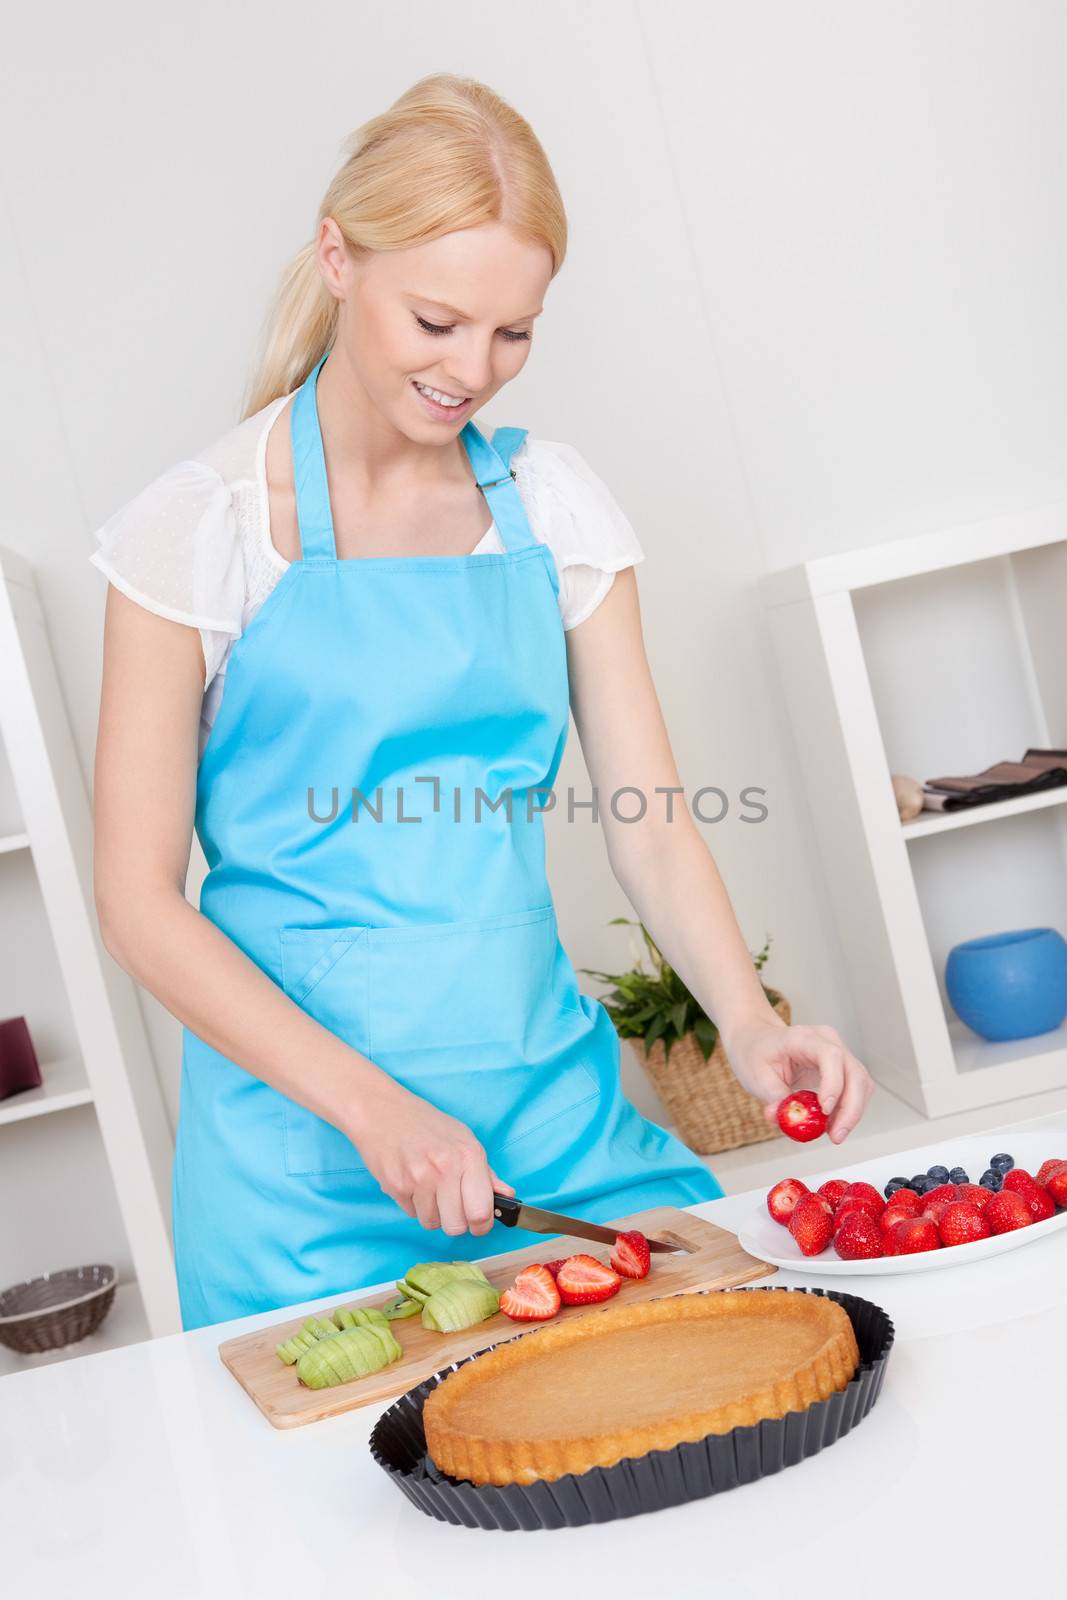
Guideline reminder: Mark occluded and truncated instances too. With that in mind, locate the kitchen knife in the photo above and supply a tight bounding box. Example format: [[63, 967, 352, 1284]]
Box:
[[491, 1193, 686, 1253]]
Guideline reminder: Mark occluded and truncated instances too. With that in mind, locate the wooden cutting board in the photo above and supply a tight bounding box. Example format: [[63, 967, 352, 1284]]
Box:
[[218, 1206, 776, 1429]]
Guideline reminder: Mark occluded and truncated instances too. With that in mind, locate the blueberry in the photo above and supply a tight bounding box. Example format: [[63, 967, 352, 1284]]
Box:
[[949, 1167, 969, 1184], [980, 1169, 1003, 1191], [884, 1176, 910, 1198], [911, 1174, 935, 1194], [926, 1165, 950, 1183], [990, 1152, 1014, 1173]]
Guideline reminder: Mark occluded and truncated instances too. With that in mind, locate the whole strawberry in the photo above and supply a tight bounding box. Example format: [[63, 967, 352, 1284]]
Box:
[[833, 1209, 883, 1260], [817, 1178, 850, 1209], [921, 1198, 954, 1228], [883, 1187, 920, 1216], [1047, 1167, 1067, 1208], [788, 1192, 834, 1255], [985, 1189, 1032, 1234], [938, 1201, 991, 1247], [955, 1182, 993, 1212], [922, 1183, 961, 1209], [776, 1090, 828, 1142], [844, 1181, 885, 1216], [832, 1197, 878, 1236], [1036, 1158, 1067, 1187], [1003, 1168, 1056, 1221], [889, 1216, 942, 1254], [766, 1177, 810, 1225]]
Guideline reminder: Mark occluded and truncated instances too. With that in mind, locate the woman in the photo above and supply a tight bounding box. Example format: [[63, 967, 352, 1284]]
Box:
[[91, 74, 873, 1330]]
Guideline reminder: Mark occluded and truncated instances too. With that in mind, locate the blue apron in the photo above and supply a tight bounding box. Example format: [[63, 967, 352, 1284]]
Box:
[[173, 350, 722, 1330]]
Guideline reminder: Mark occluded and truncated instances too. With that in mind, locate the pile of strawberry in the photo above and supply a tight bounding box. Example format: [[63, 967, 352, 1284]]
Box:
[[497, 1230, 651, 1321], [767, 1158, 1067, 1259]]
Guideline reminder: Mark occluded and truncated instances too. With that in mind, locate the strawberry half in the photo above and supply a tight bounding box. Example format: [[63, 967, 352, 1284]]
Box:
[[498, 1264, 561, 1321], [776, 1090, 828, 1143], [610, 1230, 651, 1280], [555, 1254, 622, 1305], [766, 1177, 810, 1225]]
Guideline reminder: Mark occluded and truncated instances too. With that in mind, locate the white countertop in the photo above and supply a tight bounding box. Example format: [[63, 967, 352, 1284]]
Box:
[[4, 1112, 1065, 1597]]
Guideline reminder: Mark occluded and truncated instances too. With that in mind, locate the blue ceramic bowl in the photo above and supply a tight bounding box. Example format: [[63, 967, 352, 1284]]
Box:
[[945, 926, 1067, 1042]]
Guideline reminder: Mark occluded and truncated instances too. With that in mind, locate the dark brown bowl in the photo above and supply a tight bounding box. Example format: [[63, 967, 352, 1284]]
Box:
[[0, 1264, 117, 1354]]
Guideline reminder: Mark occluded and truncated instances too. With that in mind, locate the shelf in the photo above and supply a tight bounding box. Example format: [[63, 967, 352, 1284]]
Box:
[[0, 1280, 150, 1379], [0, 1056, 93, 1127], [902, 785, 1067, 840], [0, 831, 30, 856]]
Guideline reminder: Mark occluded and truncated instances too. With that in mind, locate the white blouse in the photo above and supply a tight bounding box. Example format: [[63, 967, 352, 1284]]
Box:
[[88, 389, 646, 762]]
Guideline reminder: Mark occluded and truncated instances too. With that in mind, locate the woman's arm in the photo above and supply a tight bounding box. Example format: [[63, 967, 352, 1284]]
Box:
[[566, 567, 874, 1144], [91, 588, 511, 1233]]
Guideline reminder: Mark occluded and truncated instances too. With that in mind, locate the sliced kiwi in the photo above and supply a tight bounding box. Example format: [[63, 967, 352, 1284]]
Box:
[[296, 1324, 398, 1390], [333, 1305, 389, 1330], [420, 1278, 500, 1333], [381, 1295, 420, 1320], [397, 1261, 492, 1304], [276, 1318, 337, 1365]]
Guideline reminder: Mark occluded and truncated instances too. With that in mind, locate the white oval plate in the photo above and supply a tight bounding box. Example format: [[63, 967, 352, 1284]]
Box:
[[736, 1125, 1067, 1275]]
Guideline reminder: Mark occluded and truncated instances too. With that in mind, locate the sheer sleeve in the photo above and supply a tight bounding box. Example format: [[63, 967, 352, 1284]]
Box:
[[512, 437, 646, 629], [87, 458, 245, 689]]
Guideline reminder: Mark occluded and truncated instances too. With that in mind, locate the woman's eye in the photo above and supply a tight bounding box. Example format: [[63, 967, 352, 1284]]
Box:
[[414, 314, 530, 343]]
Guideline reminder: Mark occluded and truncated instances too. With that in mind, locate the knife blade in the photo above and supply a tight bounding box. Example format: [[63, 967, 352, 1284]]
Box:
[[492, 1193, 685, 1253]]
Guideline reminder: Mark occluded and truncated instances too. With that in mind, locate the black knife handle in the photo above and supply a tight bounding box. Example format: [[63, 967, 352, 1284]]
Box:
[[492, 1192, 522, 1227]]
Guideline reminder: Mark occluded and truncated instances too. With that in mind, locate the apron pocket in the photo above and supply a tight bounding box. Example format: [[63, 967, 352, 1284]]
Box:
[[279, 925, 373, 1175]]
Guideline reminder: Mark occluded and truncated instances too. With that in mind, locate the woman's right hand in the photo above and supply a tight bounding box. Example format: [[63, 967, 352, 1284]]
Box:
[[345, 1075, 514, 1238]]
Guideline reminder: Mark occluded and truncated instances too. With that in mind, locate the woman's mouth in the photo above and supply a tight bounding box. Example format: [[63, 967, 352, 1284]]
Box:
[[412, 379, 473, 420]]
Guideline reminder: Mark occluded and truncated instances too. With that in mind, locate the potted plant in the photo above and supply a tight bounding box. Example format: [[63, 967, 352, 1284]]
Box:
[[580, 919, 790, 1155]]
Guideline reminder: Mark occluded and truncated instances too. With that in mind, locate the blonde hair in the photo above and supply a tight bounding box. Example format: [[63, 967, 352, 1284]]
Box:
[[241, 74, 567, 419]]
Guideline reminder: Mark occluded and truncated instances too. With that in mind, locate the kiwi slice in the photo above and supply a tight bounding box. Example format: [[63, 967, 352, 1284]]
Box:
[[382, 1296, 420, 1320], [397, 1261, 492, 1304], [333, 1305, 389, 1331], [275, 1318, 337, 1365], [420, 1278, 500, 1333], [296, 1324, 398, 1390]]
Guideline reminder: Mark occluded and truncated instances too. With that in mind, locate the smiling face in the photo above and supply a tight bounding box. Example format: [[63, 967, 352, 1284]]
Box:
[[317, 218, 553, 438]]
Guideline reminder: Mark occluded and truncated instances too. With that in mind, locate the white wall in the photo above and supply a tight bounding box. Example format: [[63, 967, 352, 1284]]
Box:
[[3, 0, 1065, 1134]]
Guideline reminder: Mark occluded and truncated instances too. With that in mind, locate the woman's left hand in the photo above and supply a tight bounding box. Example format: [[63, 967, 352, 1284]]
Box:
[[723, 1017, 875, 1144]]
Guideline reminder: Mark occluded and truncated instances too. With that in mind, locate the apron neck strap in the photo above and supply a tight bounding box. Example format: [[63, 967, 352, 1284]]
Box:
[[290, 350, 538, 560], [290, 351, 335, 562]]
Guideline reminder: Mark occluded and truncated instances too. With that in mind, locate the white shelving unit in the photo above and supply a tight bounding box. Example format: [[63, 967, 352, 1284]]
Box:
[[0, 545, 180, 1362], [762, 500, 1067, 1119]]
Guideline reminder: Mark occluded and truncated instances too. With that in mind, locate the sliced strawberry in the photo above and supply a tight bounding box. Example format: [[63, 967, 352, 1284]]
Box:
[[610, 1230, 651, 1280], [938, 1201, 991, 1247], [788, 1193, 834, 1255], [986, 1190, 1032, 1234], [555, 1254, 622, 1305], [766, 1178, 810, 1225], [833, 1210, 883, 1260], [816, 1178, 850, 1209], [1035, 1158, 1067, 1187], [844, 1181, 885, 1216], [498, 1264, 561, 1321]]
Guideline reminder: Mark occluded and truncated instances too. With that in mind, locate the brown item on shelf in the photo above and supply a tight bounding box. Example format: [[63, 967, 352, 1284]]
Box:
[[629, 993, 790, 1154], [422, 1287, 860, 1487], [923, 747, 1067, 812], [0, 1264, 116, 1354], [218, 1205, 775, 1429], [0, 1016, 42, 1102]]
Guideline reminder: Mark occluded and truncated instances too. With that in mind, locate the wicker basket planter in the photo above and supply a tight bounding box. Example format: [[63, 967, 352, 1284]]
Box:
[[628, 994, 791, 1155]]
